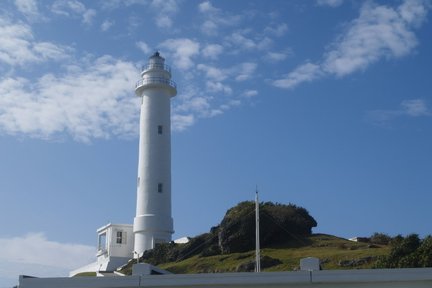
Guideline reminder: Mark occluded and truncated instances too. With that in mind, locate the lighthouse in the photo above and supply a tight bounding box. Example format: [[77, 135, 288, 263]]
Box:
[[133, 52, 177, 256]]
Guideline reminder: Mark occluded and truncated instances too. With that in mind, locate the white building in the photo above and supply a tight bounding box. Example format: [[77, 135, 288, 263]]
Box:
[[71, 52, 177, 276], [70, 224, 133, 276], [133, 51, 177, 255]]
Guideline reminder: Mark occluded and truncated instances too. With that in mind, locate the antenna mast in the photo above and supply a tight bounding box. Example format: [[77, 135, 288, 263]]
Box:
[[255, 187, 261, 272]]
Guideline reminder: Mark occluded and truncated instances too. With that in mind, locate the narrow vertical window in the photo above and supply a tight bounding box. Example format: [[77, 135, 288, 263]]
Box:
[[116, 231, 123, 244], [116, 231, 126, 244], [137, 177, 140, 187], [158, 183, 163, 193], [98, 233, 107, 251], [158, 125, 163, 135]]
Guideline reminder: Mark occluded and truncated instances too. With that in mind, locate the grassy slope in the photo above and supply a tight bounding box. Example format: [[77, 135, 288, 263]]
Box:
[[157, 234, 390, 274]]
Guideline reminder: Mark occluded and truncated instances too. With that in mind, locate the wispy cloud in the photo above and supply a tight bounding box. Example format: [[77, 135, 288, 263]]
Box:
[[273, 62, 322, 89], [0, 56, 139, 142], [198, 0, 242, 35], [366, 99, 430, 126], [0, 16, 71, 67], [51, 0, 96, 25], [243, 89, 258, 97], [265, 51, 291, 62], [202, 44, 224, 59], [0, 233, 94, 284], [136, 41, 152, 54], [273, 0, 430, 89], [14, 0, 43, 21], [316, 0, 344, 8], [226, 30, 272, 52], [150, 0, 179, 29], [160, 38, 200, 70], [264, 23, 288, 37], [101, 19, 115, 31]]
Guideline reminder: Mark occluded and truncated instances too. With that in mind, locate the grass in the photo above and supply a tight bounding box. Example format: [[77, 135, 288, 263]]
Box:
[[73, 272, 97, 277], [149, 234, 390, 274]]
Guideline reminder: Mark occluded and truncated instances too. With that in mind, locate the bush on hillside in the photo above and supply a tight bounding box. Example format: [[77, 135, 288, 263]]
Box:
[[375, 234, 432, 268], [218, 201, 317, 253], [370, 232, 392, 245]]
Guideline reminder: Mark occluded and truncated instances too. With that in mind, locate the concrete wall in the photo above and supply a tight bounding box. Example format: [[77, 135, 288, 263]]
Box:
[[20, 268, 432, 288]]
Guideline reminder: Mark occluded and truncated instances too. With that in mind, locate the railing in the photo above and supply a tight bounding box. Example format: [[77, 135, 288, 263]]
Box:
[[135, 77, 177, 89], [141, 63, 171, 73]]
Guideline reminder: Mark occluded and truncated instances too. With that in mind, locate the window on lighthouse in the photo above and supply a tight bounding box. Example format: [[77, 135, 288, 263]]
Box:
[[158, 125, 163, 135], [158, 183, 163, 193]]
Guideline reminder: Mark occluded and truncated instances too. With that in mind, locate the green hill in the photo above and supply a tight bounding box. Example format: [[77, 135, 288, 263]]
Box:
[[156, 233, 389, 274], [120, 201, 431, 275]]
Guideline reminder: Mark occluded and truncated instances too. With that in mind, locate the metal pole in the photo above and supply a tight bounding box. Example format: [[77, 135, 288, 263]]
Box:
[[255, 187, 261, 272]]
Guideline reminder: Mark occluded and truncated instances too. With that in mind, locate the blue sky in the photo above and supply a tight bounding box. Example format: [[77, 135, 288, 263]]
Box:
[[1, 0, 431, 286]]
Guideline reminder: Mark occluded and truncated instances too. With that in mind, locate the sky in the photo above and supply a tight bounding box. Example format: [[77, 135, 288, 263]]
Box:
[[0, 0, 431, 286]]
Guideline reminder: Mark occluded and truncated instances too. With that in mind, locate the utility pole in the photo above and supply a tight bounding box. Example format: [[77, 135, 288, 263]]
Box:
[[255, 187, 261, 272]]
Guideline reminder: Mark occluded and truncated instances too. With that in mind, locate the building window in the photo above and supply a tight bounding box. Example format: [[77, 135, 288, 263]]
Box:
[[98, 233, 107, 251], [116, 231, 126, 244], [158, 183, 163, 193], [158, 125, 163, 135]]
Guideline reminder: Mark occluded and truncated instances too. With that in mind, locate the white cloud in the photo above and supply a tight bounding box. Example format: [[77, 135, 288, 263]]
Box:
[[206, 81, 232, 94], [401, 99, 430, 116], [227, 32, 256, 50], [273, 0, 430, 89], [99, 0, 177, 29], [197, 64, 226, 81], [317, 0, 343, 7], [273, 62, 322, 89], [198, 1, 219, 13], [227, 31, 273, 52], [322, 1, 422, 77], [101, 19, 115, 31], [0, 16, 71, 67], [398, 0, 430, 27], [202, 44, 224, 59], [136, 41, 152, 54], [51, 0, 96, 25], [264, 23, 288, 37], [0, 233, 94, 284], [82, 9, 97, 25], [0, 56, 139, 142], [160, 38, 200, 70], [15, 0, 42, 20], [172, 114, 194, 131], [266, 51, 289, 61], [198, 1, 242, 35], [156, 15, 173, 28], [150, 0, 179, 28], [366, 99, 430, 126], [243, 90, 258, 97], [100, 0, 145, 10], [235, 62, 257, 81]]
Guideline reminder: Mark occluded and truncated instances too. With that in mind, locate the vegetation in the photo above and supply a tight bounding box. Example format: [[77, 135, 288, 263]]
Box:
[[375, 234, 432, 268], [154, 234, 390, 273], [73, 272, 97, 277], [118, 201, 430, 275], [140, 201, 317, 265]]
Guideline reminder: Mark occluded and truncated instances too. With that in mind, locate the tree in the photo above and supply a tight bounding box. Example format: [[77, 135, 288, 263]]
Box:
[[375, 234, 432, 268], [218, 201, 317, 253]]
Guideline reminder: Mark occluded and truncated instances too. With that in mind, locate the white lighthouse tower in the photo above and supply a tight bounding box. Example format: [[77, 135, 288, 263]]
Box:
[[133, 52, 177, 256]]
